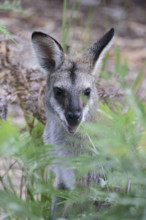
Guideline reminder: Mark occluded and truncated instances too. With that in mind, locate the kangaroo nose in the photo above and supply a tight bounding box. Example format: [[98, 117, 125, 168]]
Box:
[[68, 111, 81, 120], [67, 111, 82, 126]]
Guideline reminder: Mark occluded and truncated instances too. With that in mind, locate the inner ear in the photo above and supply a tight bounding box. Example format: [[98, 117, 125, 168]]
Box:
[[32, 32, 64, 73], [89, 28, 115, 76]]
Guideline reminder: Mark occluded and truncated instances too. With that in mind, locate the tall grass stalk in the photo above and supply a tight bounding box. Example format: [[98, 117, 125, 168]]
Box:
[[62, 0, 78, 51]]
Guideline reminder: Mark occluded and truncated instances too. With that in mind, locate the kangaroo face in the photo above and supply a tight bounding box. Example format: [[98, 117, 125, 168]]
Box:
[[32, 28, 114, 133], [45, 60, 97, 133]]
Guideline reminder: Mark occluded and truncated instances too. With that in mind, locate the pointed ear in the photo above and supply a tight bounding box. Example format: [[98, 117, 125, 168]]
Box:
[[32, 32, 64, 73], [89, 28, 115, 76]]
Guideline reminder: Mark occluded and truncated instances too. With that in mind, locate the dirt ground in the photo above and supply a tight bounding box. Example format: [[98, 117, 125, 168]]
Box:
[[0, 0, 146, 122]]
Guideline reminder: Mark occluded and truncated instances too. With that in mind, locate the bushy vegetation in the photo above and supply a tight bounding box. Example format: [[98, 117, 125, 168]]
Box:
[[0, 0, 146, 219], [0, 47, 146, 219], [0, 0, 23, 42], [0, 0, 23, 13]]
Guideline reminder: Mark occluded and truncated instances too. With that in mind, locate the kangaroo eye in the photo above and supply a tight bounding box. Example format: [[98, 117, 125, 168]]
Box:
[[54, 87, 64, 98], [84, 88, 91, 97]]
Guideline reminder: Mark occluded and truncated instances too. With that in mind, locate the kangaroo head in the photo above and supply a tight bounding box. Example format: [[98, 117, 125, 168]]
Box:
[[32, 28, 114, 134]]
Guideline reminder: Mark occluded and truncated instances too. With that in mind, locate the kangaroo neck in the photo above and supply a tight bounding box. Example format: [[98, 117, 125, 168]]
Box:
[[44, 111, 73, 145]]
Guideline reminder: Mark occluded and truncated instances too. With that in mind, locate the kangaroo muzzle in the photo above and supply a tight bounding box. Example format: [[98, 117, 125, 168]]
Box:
[[66, 110, 82, 127]]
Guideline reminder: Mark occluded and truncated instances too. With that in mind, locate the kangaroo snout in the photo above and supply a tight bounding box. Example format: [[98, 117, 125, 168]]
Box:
[[66, 110, 82, 127]]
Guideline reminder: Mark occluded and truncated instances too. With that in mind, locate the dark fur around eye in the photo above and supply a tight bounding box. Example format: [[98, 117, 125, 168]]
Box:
[[84, 88, 91, 97], [54, 87, 64, 98]]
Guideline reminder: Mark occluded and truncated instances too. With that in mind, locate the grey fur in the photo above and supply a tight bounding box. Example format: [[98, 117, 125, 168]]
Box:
[[32, 28, 115, 219]]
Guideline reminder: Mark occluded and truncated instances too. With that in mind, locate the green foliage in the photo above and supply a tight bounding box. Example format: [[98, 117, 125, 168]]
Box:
[[0, 1, 146, 219], [0, 22, 17, 44], [0, 0, 23, 43], [62, 0, 78, 51], [0, 0, 23, 13], [0, 51, 146, 219]]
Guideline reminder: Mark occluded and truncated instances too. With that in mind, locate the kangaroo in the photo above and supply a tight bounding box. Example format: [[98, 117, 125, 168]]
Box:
[[32, 28, 114, 219]]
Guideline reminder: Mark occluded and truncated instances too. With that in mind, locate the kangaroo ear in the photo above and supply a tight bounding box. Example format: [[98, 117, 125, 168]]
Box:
[[89, 28, 115, 76], [32, 32, 64, 73]]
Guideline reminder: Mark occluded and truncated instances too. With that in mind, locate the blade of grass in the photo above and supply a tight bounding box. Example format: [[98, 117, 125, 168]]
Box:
[[62, 0, 78, 51], [99, 51, 110, 79], [0, 22, 18, 44], [62, 0, 67, 50], [132, 64, 146, 95], [81, 5, 95, 51]]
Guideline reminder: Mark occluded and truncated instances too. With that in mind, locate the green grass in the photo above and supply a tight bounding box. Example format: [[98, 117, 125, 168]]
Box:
[[0, 0, 23, 13], [62, 0, 78, 51], [0, 22, 17, 44], [0, 0, 23, 43]]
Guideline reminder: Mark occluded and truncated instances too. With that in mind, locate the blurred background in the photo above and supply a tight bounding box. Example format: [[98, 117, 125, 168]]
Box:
[[0, 0, 146, 124], [1, 0, 146, 67]]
